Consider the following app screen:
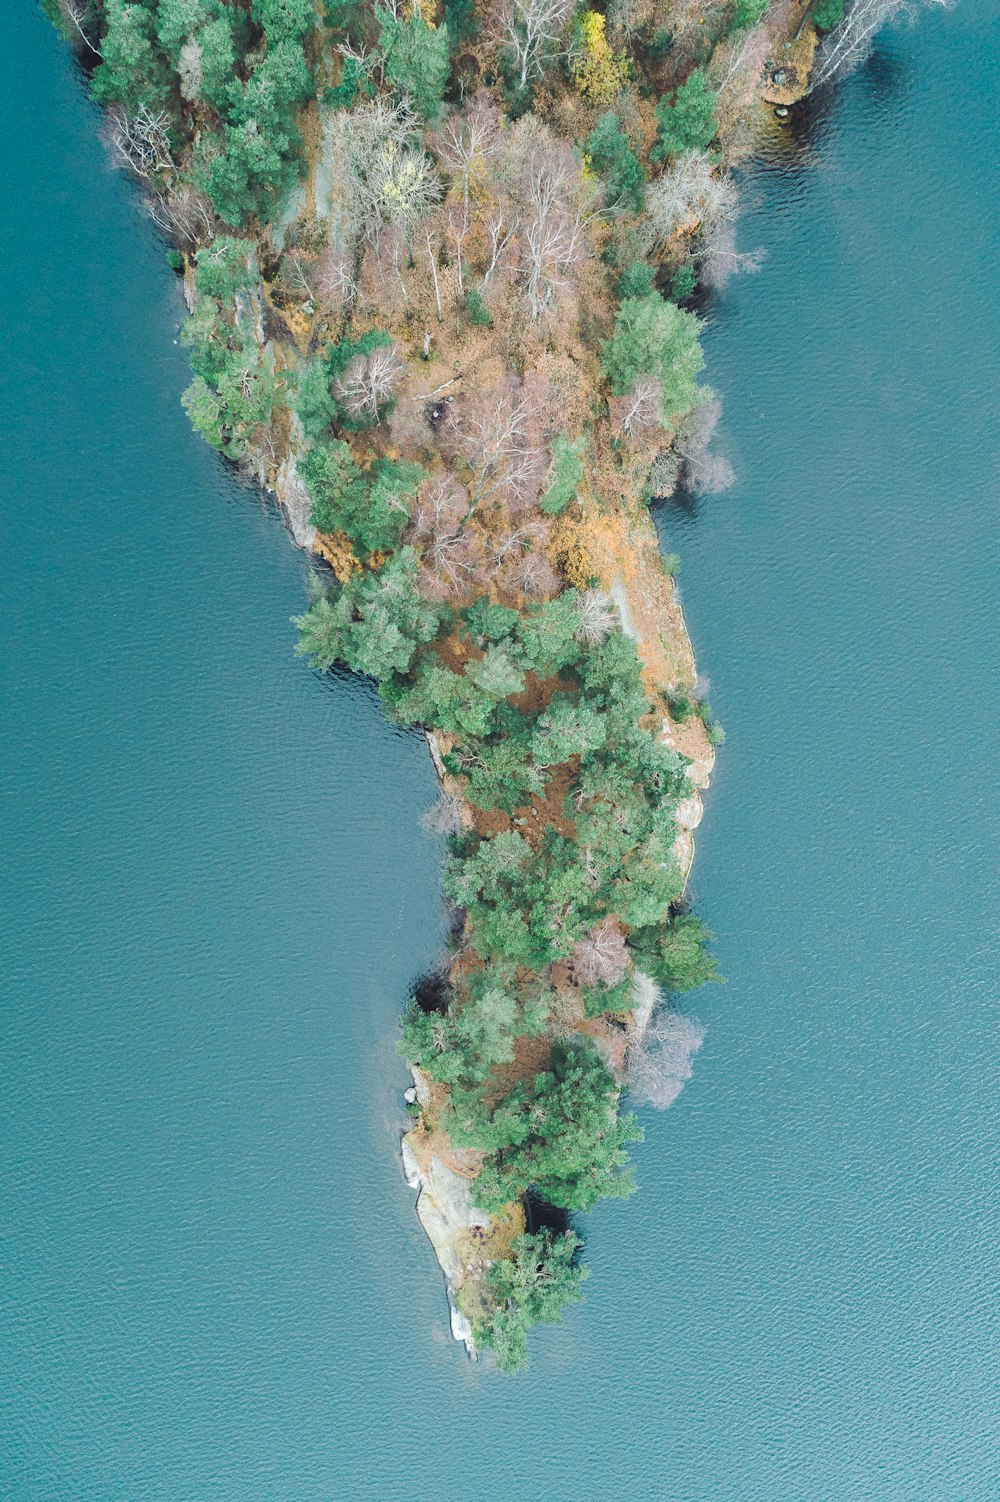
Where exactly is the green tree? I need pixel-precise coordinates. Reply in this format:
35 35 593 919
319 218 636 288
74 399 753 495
585 112 646 213
460 1041 641 1212
811 0 845 27
601 293 705 421
474 1230 587 1371
617 260 656 300
197 119 297 225
92 0 172 114
732 0 769 26
293 548 440 680
293 359 337 444
252 0 318 44
300 440 360 530
194 237 257 302
540 435 588 516
629 913 721 991
377 7 450 120
652 69 719 163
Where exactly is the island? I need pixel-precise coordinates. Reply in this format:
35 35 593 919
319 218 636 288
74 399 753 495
48 0 913 1369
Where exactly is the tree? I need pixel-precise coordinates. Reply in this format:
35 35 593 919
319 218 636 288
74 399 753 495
252 0 317 43
92 0 172 115
569 917 629 986
626 1009 705 1109
196 118 297 226
570 11 629 104
642 150 738 257
474 1230 587 1371
377 7 450 121
651 69 719 163
293 358 338 443
501 0 575 99
731 0 769 26
601 293 705 423
333 342 405 427
194 237 257 302
628 913 721 992
293 548 440 680
300 440 360 531
808 0 946 92
462 1040 641 1212
585 112 646 213
540 434 587 515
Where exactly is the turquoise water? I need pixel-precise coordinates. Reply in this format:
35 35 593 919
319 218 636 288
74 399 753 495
2 3 997 1499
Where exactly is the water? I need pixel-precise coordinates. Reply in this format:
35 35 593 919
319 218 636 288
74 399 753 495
2 3 997 1499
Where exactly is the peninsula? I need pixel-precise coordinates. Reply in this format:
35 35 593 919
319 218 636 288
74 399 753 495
48 0 910 1370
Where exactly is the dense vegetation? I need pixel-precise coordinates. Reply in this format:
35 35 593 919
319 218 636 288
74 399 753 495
51 0 859 1369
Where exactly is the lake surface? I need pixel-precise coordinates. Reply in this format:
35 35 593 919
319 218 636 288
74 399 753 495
2 4 997 1499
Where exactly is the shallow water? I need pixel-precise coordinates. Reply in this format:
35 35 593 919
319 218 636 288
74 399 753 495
2 4 997 1499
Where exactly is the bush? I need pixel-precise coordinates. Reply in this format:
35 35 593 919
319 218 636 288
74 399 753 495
463 287 492 326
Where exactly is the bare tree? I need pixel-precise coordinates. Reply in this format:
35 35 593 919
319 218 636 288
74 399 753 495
809 0 947 92
643 150 739 258
570 918 630 987
503 547 560 600
482 208 519 289
626 1009 705 1109
517 137 594 320
315 245 358 311
431 93 501 206
420 792 467 836
55 0 101 55
501 0 575 93
106 104 176 181
333 343 405 421
575 589 618 645
609 377 663 441
143 183 215 248
673 398 735 495
698 219 766 291
445 377 543 512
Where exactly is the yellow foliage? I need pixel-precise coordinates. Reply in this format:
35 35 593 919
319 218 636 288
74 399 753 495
313 531 360 582
571 12 630 105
